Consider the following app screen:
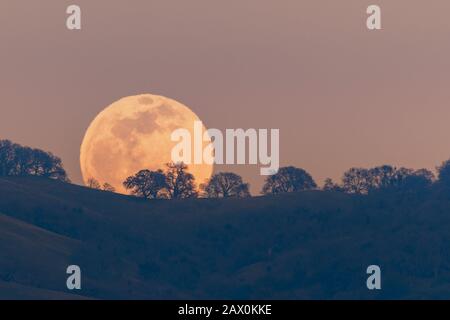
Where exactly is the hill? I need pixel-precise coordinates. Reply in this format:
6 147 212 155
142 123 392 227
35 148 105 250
1 176 450 299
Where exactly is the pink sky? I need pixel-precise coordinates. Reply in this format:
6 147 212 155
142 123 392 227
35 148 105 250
1 0 450 193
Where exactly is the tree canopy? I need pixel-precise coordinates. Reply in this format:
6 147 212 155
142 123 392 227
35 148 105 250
87 178 101 189
262 166 317 195
201 172 250 198
164 162 198 199
340 165 434 194
0 139 69 182
123 163 198 200
437 160 450 187
123 169 167 199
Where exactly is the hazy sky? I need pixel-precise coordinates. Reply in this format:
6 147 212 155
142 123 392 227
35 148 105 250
1 0 450 193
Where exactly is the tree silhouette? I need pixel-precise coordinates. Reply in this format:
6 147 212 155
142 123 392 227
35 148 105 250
262 166 317 195
164 162 198 199
341 168 370 194
14 145 34 176
0 140 16 176
102 182 116 193
414 168 435 182
87 178 101 189
201 172 250 198
31 149 67 180
0 139 69 182
341 165 435 194
367 165 401 189
123 169 167 199
437 159 450 187
323 178 341 191
397 168 434 192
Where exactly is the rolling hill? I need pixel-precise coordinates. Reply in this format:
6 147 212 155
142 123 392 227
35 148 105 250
1 176 450 299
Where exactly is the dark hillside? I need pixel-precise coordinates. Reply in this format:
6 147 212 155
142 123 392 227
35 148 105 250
0 177 450 299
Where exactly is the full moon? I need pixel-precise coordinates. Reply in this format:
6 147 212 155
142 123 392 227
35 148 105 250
80 94 214 194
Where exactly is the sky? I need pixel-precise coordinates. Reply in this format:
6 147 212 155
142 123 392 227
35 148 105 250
1 0 450 194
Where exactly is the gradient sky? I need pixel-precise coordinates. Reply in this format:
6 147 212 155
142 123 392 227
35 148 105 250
1 0 450 193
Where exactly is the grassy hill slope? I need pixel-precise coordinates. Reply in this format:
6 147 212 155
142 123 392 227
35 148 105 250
1 176 450 299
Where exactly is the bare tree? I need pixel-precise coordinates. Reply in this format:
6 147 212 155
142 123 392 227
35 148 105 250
102 182 116 193
323 178 341 192
87 178 101 189
341 168 371 194
123 169 167 199
164 162 198 199
201 172 250 198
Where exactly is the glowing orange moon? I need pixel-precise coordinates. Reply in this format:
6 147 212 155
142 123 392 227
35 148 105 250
80 94 213 194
